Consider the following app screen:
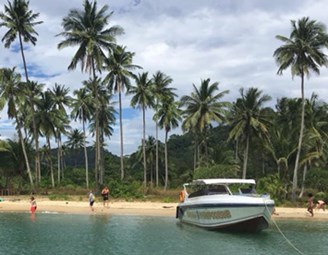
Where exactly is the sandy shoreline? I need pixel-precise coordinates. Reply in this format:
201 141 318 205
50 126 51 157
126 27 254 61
1 196 328 220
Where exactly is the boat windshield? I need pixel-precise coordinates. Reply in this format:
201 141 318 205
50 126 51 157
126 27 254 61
187 184 229 198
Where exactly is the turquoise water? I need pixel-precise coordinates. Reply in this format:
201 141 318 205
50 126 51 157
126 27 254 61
0 213 327 255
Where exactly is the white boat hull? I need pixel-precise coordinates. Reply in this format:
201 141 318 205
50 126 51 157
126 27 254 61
177 195 274 232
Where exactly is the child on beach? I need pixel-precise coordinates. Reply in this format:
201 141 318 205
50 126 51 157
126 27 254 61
30 196 37 214
307 193 314 217
316 199 326 211
89 191 95 211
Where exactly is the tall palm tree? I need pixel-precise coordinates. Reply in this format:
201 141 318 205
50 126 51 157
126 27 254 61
228 87 271 179
103 45 141 180
49 83 71 183
0 67 34 187
181 78 229 166
57 0 123 188
152 71 176 187
1 0 43 185
36 91 65 188
157 99 181 190
71 86 94 188
21 80 43 183
273 17 328 200
0 0 43 81
89 91 116 185
128 72 154 187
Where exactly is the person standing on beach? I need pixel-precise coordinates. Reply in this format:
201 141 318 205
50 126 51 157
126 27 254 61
101 186 110 208
89 191 95 211
307 193 314 217
30 196 37 214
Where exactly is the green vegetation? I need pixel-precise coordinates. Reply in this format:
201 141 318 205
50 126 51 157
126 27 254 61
1 1 328 206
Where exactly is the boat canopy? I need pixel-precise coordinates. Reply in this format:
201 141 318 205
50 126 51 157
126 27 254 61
185 178 256 186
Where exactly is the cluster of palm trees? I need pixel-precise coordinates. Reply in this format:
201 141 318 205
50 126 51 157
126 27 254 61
1 1 328 199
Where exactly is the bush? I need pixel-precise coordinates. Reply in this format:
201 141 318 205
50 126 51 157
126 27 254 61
257 173 287 203
193 164 240 179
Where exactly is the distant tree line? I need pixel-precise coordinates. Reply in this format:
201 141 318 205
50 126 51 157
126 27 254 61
1 1 328 202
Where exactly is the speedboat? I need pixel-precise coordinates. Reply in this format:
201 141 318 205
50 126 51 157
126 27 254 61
176 178 275 232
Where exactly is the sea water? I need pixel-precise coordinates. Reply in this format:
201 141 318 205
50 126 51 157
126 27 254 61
0 213 327 255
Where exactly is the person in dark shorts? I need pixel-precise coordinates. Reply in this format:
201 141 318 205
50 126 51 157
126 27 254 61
307 193 314 217
101 186 110 208
89 191 95 211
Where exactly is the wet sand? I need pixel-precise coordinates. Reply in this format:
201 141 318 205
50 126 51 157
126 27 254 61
1 196 328 220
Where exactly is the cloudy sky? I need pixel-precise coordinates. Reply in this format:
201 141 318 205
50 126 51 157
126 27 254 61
1 0 328 155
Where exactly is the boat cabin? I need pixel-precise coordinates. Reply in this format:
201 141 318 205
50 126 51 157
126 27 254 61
183 179 257 199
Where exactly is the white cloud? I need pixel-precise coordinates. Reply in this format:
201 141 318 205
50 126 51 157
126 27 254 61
1 0 328 155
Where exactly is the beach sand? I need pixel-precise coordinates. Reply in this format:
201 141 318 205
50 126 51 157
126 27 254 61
1 196 328 220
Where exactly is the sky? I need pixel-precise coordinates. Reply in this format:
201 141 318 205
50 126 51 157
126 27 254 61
1 0 328 156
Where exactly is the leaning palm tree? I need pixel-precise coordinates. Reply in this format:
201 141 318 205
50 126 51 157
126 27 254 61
157 99 182 190
0 67 34 187
103 45 141 180
128 72 154 187
152 71 176 187
273 17 328 200
228 87 271 179
181 78 229 166
0 0 43 81
21 80 44 183
57 0 123 188
71 86 94 188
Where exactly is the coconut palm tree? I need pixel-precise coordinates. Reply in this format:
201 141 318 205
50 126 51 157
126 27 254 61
157 99 182 190
152 71 176 187
0 0 43 81
89 87 116 185
103 45 141 180
128 72 154 187
21 80 44 183
66 129 85 168
36 91 66 188
228 87 271 179
49 83 71 183
273 17 328 200
57 0 123 188
71 86 94 188
0 67 34 187
181 78 229 166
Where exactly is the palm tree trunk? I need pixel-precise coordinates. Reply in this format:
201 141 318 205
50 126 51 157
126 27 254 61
99 132 104 185
155 100 159 187
58 132 64 180
164 130 169 191
18 33 36 187
83 119 89 189
155 120 159 187
18 33 29 82
193 141 197 171
92 61 100 191
143 107 147 187
16 113 34 188
119 90 124 180
292 73 305 201
57 136 61 183
242 135 250 179
299 163 307 198
47 136 55 188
